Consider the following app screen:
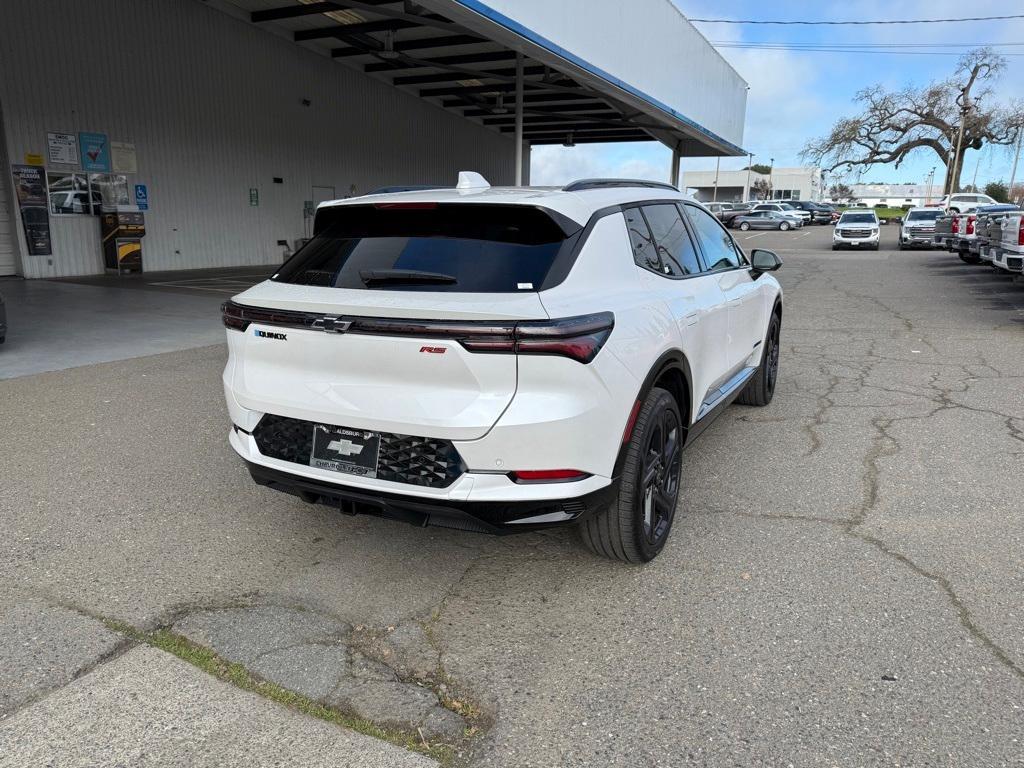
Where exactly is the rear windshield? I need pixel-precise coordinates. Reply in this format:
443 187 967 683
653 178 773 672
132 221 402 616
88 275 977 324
273 203 579 292
906 210 941 221
839 213 876 223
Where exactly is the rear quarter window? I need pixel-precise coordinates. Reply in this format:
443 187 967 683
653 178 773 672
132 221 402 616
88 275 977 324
274 203 580 292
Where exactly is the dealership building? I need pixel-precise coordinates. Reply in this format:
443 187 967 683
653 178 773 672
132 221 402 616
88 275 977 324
0 0 748 280
683 166 823 203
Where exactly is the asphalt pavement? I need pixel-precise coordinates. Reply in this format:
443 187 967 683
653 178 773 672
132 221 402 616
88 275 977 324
1 223 1023 766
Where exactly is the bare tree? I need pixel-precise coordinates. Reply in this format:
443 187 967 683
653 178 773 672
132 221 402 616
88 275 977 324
802 49 1023 195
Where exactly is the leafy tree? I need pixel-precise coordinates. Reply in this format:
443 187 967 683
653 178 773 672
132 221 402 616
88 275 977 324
802 48 1023 195
743 163 773 175
984 181 1009 202
751 178 772 200
828 183 854 201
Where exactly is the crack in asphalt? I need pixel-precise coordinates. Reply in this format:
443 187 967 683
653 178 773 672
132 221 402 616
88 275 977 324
757 261 1024 682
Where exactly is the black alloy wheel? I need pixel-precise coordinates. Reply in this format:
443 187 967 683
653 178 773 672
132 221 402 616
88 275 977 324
579 387 683 563
738 313 781 407
638 406 681 549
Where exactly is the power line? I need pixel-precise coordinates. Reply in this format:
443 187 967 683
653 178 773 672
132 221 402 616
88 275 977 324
691 14 1024 25
711 41 1024 48
712 43 1024 56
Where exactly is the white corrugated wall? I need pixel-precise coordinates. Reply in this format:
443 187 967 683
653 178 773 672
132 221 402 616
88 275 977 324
0 0 516 278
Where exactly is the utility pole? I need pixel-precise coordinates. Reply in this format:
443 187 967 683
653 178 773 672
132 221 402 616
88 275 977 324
971 153 981 191
1009 129 1022 203
950 86 973 195
712 156 720 202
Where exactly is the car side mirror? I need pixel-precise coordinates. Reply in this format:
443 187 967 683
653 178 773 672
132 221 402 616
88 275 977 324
750 249 782 274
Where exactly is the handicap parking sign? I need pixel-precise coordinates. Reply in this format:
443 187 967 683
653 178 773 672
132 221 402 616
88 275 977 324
134 184 149 210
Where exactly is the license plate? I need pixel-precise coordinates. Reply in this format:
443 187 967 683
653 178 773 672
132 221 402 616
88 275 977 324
310 425 380 478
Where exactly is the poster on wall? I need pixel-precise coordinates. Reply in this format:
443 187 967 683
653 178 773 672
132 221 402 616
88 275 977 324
47 132 79 165
111 141 137 173
11 164 53 256
79 131 110 172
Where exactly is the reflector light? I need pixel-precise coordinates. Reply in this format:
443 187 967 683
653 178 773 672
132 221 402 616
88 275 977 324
510 469 589 483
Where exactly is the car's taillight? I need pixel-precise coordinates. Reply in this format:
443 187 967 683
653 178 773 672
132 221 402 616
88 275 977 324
966 215 976 235
221 301 311 331
459 312 614 364
952 217 960 234
509 469 590 483
1019 218 1024 246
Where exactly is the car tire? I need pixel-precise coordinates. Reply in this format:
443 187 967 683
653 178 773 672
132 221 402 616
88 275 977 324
739 222 750 231
737 312 781 407
579 386 682 564
871 244 879 251
779 222 790 231
831 244 839 250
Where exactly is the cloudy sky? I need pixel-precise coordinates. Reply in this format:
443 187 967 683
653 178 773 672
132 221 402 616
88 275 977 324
531 0 1024 191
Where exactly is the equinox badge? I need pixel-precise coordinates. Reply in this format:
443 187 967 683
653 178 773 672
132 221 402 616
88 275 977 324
254 329 287 340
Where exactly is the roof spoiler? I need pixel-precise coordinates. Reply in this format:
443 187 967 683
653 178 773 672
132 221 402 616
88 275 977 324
563 178 679 192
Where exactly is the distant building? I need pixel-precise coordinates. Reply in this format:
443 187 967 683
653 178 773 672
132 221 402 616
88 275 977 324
838 183 942 208
682 166 822 202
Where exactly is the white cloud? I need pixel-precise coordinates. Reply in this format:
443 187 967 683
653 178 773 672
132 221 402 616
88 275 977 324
530 143 670 186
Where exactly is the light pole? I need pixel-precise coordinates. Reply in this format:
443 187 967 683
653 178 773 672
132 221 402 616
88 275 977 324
744 153 753 202
926 166 936 205
768 158 774 200
712 156 720 202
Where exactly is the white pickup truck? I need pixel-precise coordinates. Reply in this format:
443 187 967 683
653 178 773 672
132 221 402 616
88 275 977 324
992 211 1024 274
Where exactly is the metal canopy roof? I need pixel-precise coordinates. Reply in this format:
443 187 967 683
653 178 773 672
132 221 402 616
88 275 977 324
222 0 744 154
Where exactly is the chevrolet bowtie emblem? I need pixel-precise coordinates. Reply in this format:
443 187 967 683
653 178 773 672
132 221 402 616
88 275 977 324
325 438 363 456
313 315 353 333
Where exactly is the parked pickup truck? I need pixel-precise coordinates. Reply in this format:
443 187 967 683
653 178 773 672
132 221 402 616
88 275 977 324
992 210 1024 274
973 206 1021 264
952 205 1020 263
933 213 957 251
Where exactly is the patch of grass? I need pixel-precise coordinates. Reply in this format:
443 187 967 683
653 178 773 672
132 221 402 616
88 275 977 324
101 619 457 765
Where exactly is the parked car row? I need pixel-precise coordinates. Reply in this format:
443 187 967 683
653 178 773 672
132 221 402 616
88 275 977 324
705 201 837 231
933 205 1024 275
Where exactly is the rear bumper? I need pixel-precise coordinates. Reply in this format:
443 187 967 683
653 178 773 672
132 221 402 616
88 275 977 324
244 459 619 534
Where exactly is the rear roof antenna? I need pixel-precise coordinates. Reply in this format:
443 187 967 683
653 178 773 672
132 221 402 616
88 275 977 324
456 171 491 190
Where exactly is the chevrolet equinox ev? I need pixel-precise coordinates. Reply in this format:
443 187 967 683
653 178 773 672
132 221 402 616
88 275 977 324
222 174 783 563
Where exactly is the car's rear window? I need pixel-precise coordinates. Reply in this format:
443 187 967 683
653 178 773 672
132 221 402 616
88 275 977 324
273 203 580 292
840 213 876 223
906 210 941 221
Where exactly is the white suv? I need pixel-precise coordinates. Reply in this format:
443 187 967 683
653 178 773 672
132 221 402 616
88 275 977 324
222 174 783 563
937 193 997 213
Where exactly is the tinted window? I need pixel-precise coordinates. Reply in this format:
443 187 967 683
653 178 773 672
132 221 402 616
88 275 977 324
641 204 702 276
624 207 659 272
684 205 742 270
906 210 941 221
274 204 576 292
